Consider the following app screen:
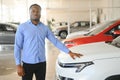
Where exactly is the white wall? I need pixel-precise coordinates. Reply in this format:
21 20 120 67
100 0 120 22
1 0 120 23
47 0 102 23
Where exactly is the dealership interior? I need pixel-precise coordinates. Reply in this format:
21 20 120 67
0 0 120 80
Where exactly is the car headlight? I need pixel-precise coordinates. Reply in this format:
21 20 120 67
59 61 94 73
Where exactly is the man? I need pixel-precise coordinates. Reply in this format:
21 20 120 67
14 4 83 80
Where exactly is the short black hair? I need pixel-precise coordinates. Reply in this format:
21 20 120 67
29 4 41 10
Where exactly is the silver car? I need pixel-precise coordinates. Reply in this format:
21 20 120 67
0 23 17 44
0 23 17 75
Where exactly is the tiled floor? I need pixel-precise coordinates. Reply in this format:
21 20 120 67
0 40 60 80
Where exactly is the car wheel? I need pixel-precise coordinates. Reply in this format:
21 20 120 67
60 31 67 39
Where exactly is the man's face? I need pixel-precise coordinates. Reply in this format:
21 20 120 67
30 6 41 21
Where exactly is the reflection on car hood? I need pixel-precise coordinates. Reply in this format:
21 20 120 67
58 42 120 63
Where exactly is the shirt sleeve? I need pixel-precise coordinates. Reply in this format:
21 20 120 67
46 27 70 54
14 25 24 65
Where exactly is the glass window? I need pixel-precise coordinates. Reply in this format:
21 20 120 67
86 21 116 36
106 25 120 35
0 24 6 31
0 25 4 31
80 22 86 26
3 24 14 31
73 23 79 27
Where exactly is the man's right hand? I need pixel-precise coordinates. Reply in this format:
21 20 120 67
17 65 25 76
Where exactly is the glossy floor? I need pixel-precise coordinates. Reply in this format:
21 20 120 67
0 40 60 80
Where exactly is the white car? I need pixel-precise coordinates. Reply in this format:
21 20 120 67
56 36 120 80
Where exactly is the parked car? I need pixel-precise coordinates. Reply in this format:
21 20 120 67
8 22 20 25
66 26 97 39
70 21 95 27
51 22 68 31
56 36 120 80
64 19 120 48
0 23 17 75
0 23 17 44
54 22 68 27
53 21 94 39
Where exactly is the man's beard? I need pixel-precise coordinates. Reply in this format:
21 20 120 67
32 18 40 22
30 16 40 22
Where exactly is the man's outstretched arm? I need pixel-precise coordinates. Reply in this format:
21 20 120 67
46 27 83 59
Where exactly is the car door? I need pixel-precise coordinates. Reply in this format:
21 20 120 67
4 24 15 44
0 24 6 44
70 22 84 33
0 24 15 44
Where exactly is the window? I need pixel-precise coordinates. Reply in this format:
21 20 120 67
86 21 115 36
0 24 5 31
71 22 82 27
80 22 86 26
106 25 120 35
4 25 15 32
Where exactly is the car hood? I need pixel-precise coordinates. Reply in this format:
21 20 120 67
58 42 120 63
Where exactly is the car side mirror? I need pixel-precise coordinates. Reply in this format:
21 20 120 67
113 30 120 35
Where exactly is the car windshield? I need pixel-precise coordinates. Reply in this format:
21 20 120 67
9 23 18 29
85 21 116 36
111 36 120 48
84 26 97 32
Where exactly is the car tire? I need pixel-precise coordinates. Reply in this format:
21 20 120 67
59 31 67 39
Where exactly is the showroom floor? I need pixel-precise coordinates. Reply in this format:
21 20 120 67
0 39 60 80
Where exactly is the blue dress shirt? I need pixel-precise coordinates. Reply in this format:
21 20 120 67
14 20 70 65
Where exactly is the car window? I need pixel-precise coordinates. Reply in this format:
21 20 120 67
72 23 79 27
0 25 4 31
80 22 86 26
0 24 7 31
5 25 15 32
86 21 115 36
60 22 68 26
54 22 68 27
106 25 120 34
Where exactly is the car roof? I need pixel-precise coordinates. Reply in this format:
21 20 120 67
0 22 18 29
